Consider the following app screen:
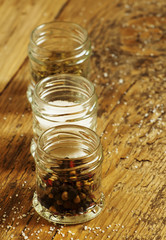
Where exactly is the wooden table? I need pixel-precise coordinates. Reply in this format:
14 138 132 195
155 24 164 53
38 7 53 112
1 0 166 239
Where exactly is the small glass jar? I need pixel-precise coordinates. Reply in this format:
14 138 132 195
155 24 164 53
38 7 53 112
27 21 91 102
33 125 104 224
31 74 98 156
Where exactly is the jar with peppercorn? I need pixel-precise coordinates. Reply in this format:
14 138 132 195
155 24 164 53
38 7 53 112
33 125 104 224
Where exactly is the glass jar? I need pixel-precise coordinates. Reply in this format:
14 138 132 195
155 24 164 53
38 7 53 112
33 125 104 224
27 21 91 102
31 74 98 156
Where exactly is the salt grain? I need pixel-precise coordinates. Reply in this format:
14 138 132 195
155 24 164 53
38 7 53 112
150 119 155 123
7 225 12 229
104 72 108 78
119 78 124 84
95 227 100 229
144 113 149 118
107 224 111 228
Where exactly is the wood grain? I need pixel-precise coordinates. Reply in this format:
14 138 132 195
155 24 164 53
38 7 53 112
1 0 166 239
0 0 67 93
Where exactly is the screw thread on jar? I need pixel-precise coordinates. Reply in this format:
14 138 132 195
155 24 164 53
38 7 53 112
30 74 98 157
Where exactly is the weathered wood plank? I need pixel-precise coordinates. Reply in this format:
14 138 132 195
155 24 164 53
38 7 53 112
0 0 68 93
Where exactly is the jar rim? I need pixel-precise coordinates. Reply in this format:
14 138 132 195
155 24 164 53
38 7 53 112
33 74 97 111
36 125 102 162
29 21 90 58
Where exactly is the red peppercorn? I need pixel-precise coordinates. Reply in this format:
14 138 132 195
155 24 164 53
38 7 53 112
70 161 74 168
47 179 53 186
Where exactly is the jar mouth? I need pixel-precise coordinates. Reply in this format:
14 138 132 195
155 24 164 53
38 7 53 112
36 125 102 163
33 74 97 115
28 21 91 62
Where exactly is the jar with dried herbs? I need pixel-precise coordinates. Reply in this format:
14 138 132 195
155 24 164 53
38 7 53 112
27 21 91 102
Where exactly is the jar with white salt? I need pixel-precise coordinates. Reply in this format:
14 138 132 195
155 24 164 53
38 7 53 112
31 74 98 155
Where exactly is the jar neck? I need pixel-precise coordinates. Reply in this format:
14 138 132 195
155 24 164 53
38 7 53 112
32 74 97 119
28 21 91 64
35 125 103 172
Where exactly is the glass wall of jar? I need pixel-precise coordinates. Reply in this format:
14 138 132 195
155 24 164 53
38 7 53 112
33 125 104 225
27 21 91 102
31 74 98 156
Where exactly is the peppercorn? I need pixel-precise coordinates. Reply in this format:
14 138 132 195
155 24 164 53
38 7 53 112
50 175 58 181
84 180 91 186
74 195 81 204
53 180 61 187
68 187 77 200
63 201 72 209
61 191 68 201
56 200 63 205
76 181 82 189
80 192 86 200
48 193 54 199
49 206 56 213
70 170 76 175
